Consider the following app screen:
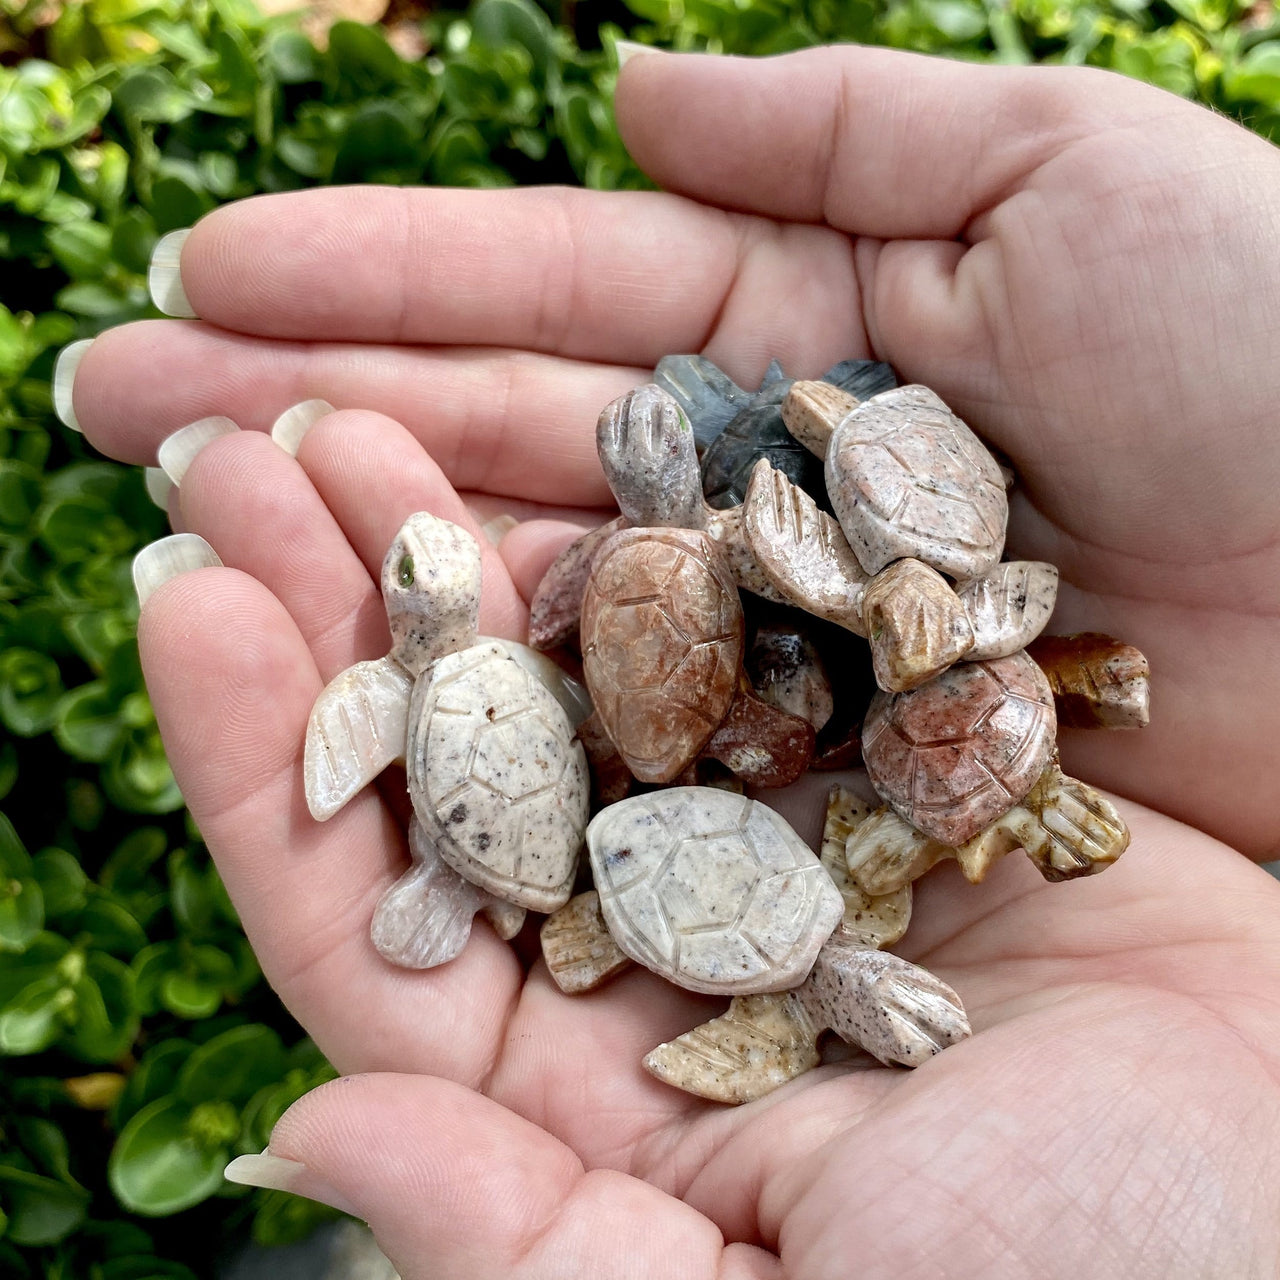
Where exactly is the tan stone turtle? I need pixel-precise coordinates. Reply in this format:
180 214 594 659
540 787 968 1103
303 511 590 969
1026 632 1151 728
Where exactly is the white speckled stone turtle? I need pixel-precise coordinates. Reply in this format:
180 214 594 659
586 787 845 995
304 511 589 968
542 787 970 1102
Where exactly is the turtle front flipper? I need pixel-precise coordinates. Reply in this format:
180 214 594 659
643 993 821 1104
304 655 414 821
527 517 626 651
371 817 496 968
795 938 971 1069
698 678 815 788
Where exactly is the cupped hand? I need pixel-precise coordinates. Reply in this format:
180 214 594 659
71 46 1280 1279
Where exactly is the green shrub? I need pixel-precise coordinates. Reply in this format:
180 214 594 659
0 0 1276 1273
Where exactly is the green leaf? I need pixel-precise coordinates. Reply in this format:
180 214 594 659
0 878 44 952
327 21 406 95
0 1166 89 1246
0 649 63 737
111 1037 196 1129
46 220 113 278
54 680 123 762
0 461 42 531
31 848 88 919
0 974 68 1055
160 970 222 1019
76 894 148 957
264 31 324 83
114 68 194 125
109 1097 226 1216
472 0 555 71
0 813 32 878
110 207 158 276
1224 43 1280 102
65 953 138 1063
177 1023 285 1105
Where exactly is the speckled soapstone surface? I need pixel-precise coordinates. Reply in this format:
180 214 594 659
305 655 413 821
780 380 860 460
740 460 868 634
597 384 705 529
960 561 1059 661
407 641 589 913
540 889 632 994
861 651 1057 845
825 385 1008 579
527 516 625 651
371 816 523 969
698 681 815 788
1026 632 1151 728
818 785 912 948
860 558 975 693
746 622 834 732
587 788 844 995
794 938 971 1068
382 511 483 675
581 527 744 785
702 504 790 604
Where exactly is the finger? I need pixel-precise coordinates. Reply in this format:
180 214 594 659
260 1073 782 1280
616 47 1171 238
174 428 385 680
72 322 639 504
293 410 527 639
138 569 522 1081
143 186 863 376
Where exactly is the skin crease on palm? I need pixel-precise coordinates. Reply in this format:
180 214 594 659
68 42 1280 1280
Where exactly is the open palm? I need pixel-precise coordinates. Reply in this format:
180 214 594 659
73 46 1280 1279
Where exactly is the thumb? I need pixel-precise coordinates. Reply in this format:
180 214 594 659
614 45 1170 239
225 1073 778 1280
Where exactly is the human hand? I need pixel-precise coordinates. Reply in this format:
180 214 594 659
68 45 1280 1278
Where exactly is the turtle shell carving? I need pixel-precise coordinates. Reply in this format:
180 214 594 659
580 528 743 784
861 651 1057 845
587 788 844 995
406 641 589 913
825 385 1008 578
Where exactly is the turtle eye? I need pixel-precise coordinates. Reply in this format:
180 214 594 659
398 554 414 587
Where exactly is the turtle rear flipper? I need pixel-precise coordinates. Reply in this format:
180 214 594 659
371 818 492 968
540 890 632 994
795 939 970 1069
643 993 821 1104
304 655 413 821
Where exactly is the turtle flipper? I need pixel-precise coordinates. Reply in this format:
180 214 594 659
959 561 1059 661
370 818 489 968
795 938 970 1069
643 993 821 1104
540 890 633 994
481 899 527 941
820 786 912 947
304 655 413 821
527 517 625 651
845 808 951 895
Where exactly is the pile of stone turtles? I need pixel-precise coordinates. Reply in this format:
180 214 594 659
301 356 1150 1105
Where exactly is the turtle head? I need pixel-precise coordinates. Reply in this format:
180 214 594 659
381 512 482 676
597 384 705 529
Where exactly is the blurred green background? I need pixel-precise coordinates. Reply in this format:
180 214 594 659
0 0 1276 1274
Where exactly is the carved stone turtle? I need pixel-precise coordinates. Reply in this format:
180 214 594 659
539 787 970 1102
825 384 1009 580
861 650 1057 845
303 511 590 968
579 525 743 785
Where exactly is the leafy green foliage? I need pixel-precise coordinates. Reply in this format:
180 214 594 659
0 0 1276 1272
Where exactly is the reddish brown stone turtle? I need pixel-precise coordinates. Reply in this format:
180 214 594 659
579 526 815 787
861 650 1058 846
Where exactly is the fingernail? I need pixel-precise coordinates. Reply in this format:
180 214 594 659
481 514 518 546
156 416 239 486
53 339 93 432
270 399 335 458
144 466 174 510
615 40 660 68
149 228 197 318
224 1152 361 1218
132 533 222 607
